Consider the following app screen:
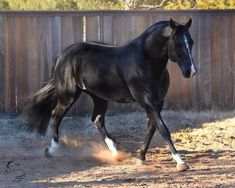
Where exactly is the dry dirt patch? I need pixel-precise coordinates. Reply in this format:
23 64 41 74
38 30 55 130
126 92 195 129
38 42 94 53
0 110 235 187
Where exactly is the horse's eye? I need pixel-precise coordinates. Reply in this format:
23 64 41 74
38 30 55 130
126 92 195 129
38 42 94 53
188 39 194 46
176 43 182 48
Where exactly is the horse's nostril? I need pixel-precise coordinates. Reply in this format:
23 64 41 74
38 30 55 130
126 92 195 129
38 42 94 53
185 70 191 77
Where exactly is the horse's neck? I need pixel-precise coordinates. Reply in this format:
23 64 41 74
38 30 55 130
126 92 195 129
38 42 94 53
141 31 169 71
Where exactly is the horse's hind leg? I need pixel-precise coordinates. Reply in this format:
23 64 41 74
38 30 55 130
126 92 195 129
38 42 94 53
91 96 118 157
45 91 81 157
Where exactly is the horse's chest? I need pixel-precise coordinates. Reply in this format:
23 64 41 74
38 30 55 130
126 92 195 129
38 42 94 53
158 70 170 99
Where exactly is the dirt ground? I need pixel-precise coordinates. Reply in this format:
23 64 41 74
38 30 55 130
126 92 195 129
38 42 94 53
0 110 235 188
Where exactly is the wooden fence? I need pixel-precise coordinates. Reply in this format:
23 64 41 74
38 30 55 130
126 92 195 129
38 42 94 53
0 10 235 114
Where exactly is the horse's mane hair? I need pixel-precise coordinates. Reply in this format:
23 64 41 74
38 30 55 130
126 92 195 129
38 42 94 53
144 21 170 34
130 20 170 44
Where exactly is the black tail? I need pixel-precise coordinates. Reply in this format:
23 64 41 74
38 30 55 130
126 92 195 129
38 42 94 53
21 81 57 135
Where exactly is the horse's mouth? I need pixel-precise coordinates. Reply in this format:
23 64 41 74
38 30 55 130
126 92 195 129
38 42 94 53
181 65 196 78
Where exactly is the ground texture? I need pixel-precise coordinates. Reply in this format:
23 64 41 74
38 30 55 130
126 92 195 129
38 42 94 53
0 110 235 187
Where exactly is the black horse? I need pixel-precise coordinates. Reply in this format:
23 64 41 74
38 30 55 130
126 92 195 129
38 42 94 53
22 18 196 172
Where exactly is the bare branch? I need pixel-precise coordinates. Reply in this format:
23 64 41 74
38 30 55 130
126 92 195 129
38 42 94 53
139 0 170 9
118 0 134 10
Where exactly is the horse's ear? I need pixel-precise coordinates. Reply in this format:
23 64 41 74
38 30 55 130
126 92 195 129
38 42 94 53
185 18 192 28
170 18 177 29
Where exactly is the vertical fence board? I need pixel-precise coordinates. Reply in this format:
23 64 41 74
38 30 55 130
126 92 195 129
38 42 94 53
221 15 233 109
198 15 211 108
211 15 222 108
4 17 16 112
86 15 100 42
102 15 113 44
0 17 4 111
232 15 235 106
39 17 53 82
61 16 74 49
25 17 41 95
51 16 61 59
15 17 28 110
72 16 83 42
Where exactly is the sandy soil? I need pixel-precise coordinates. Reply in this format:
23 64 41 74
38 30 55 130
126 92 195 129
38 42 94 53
0 110 235 188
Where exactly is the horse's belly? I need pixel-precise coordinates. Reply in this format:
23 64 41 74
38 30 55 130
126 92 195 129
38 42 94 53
83 82 135 103
90 88 135 103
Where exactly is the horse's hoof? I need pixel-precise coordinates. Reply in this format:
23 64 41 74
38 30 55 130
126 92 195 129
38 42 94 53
135 159 146 165
139 154 146 162
44 147 53 158
113 153 124 162
113 152 130 162
176 163 189 172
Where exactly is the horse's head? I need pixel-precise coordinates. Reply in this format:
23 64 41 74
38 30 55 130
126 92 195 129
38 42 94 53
167 18 196 78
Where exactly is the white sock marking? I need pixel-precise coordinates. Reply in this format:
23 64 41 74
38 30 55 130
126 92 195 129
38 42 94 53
94 115 102 124
49 139 59 154
105 137 118 155
172 153 185 165
82 82 86 90
183 35 196 77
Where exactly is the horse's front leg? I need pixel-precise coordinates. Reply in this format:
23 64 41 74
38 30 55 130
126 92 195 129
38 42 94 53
132 87 188 172
148 110 188 171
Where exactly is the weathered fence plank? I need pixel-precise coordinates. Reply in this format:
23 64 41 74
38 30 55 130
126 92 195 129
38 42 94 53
4 17 16 112
0 17 4 111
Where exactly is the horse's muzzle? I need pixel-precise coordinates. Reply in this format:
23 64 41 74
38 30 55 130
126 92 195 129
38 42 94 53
183 69 191 78
182 63 196 78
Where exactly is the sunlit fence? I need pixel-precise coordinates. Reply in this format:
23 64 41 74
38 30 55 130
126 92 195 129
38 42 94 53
0 10 234 114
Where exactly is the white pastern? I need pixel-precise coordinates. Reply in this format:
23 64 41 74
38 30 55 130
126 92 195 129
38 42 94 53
105 137 118 155
94 115 102 124
82 82 86 90
49 139 59 154
172 153 185 165
183 35 196 77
